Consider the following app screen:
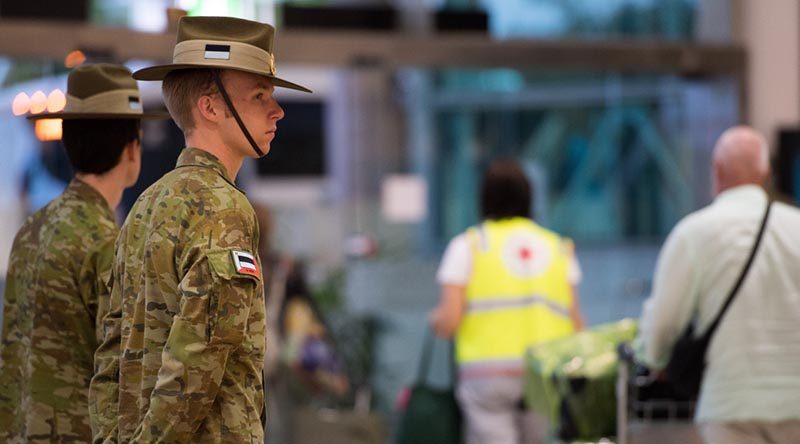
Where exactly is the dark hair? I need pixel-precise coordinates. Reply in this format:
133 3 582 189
61 119 141 175
480 159 532 220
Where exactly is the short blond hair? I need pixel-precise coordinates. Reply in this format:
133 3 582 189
161 69 219 135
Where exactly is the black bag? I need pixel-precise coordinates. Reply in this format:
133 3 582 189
665 202 771 399
396 332 462 444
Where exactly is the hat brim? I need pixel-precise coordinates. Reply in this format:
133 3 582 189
26 110 171 121
132 64 312 93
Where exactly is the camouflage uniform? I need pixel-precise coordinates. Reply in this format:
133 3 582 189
0 179 118 443
90 148 266 443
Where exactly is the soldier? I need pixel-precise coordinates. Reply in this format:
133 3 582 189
89 16 311 443
0 64 166 443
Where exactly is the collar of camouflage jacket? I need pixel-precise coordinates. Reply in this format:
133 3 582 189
175 147 243 193
69 178 116 221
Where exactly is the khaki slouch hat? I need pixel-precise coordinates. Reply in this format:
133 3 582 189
28 63 168 120
133 16 311 93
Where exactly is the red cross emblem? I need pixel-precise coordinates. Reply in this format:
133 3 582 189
519 247 533 261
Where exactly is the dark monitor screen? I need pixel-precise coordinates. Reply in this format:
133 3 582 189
777 128 800 204
0 0 88 21
256 101 326 177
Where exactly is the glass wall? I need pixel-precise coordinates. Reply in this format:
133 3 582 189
426 70 719 245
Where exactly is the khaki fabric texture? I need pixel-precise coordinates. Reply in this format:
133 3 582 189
0 179 118 443
177 16 273 52
68 64 138 100
90 148 266 443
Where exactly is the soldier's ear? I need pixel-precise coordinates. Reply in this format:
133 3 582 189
196 94 223 124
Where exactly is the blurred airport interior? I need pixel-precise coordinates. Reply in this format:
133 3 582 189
0 1 798 442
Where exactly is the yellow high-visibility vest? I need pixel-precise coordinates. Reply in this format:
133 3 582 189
456 217 575 367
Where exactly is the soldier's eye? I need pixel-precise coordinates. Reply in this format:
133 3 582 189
255 93 264 100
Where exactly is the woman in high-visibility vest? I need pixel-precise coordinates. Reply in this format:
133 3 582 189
430 160 585 444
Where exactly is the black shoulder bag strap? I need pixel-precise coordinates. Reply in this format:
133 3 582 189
666 200 772 398
705 201 772 339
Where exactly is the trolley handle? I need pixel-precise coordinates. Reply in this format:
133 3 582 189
618 341 665 387
617 342 635 363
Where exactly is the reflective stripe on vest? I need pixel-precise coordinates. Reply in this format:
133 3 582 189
455 217 575 366
468 294 571 318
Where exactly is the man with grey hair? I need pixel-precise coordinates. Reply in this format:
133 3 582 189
636 126 800 443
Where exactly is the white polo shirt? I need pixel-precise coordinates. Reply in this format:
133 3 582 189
636 185 800 423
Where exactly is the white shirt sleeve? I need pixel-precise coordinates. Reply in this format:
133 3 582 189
568 252 582 286
436 234 472 286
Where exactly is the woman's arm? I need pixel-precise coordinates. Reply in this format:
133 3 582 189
429 284 467 338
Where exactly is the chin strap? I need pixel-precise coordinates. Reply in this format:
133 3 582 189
211 70 265 157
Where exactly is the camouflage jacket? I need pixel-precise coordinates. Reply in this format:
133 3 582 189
90 148 266 443
0 179 117 443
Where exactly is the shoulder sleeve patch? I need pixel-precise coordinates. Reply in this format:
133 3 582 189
231 250 260 279
205 249 261 282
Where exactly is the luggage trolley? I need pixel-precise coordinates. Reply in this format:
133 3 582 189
616 344 704 444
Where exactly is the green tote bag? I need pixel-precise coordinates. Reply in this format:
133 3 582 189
396 332 462 444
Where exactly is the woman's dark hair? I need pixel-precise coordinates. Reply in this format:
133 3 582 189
480 159 532 220
62 118 141 175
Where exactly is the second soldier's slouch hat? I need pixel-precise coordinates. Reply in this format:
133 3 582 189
28 63 169 120
133 16 311 93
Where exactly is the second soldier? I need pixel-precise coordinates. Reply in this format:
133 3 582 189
0 63 165 443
